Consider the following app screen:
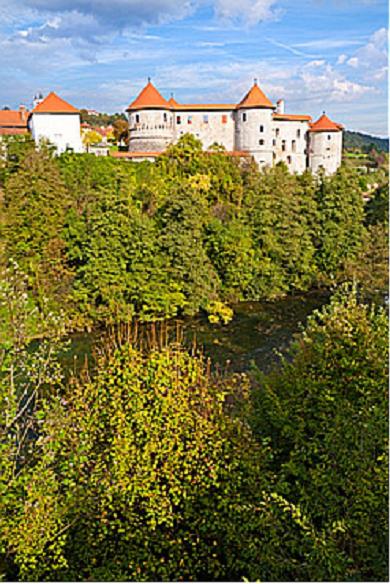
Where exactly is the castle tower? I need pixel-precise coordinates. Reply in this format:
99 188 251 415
28 91 83 153
234 80 275 168
126 81 173 152
308 113 343 175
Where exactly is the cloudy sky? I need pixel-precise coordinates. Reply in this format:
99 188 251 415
0 0 387 135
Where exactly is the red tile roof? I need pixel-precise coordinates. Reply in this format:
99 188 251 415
309 113 343 132
237 81 274 109
172 103 236 111
273 113 312 122
168 96 179 107
0 109 28 127
127 81 170 111
0 127 28 136
31 92 79 114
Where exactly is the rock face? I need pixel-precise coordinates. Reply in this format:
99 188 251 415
126 80 343 175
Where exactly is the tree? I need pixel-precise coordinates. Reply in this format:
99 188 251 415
251 286 388 580
112 119 129 146
1 149 73 311
82 130 104 148
246 163 318 298
315 166 365 280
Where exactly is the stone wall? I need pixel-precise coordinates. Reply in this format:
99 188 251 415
309 131 343 175
234 107 274 168
172 109 235 151
128 108 173 152
272 119 310 174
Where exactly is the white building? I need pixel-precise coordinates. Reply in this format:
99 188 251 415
124 80 343 175
28 92 83 154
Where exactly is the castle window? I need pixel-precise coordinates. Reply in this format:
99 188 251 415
259 139 265 146
203 114 209 123
282 140 286 152
259 125 264 132
222 114 228 124
276 128 280 137
188 115 192 124
328 134 331 140
297 129 301 138
243 113 247 122
272 139 276 146
163 113 167 122
292 140 296 152
287 156 292 164
135 114 140 123
177 116 181 124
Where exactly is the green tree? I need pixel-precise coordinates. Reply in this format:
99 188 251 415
247 163 318 298
316 167 365 280
251 286 389 580
1 149 73 310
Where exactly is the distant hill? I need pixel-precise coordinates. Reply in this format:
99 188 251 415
343 130 389 152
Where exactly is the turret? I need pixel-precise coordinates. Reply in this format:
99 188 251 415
234 80 275 169
308 113 343 175
126 80 174 152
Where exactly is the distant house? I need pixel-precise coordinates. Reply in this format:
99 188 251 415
0 105 29 137
28 92 83 154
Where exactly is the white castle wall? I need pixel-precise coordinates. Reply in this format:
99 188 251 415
128 108 173 151
309 131 343 175
29 113 83 153
234 108 274 168
272 119 310 174
172 109 235 150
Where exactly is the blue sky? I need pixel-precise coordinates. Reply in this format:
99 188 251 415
0 0 387 135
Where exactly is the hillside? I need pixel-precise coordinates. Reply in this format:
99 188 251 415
343 130 389 152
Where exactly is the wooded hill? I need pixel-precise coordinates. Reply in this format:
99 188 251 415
343 130 388 152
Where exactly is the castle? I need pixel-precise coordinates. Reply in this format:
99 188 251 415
125 80 343 175
0 79 343 175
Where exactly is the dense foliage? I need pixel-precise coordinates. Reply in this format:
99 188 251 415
0 134 386 328
0 276 387 581
0 135 387 580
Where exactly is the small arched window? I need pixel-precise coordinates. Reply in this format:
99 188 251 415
259 125 264 132
259 139 265 146
292 140 296 152
243 113 247 122
328 134 332 140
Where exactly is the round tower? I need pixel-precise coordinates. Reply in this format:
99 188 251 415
308 113 343 175
126 80 174 152
234 80 275 168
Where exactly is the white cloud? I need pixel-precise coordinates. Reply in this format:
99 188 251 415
20 0 195 30
294 38 362 50
214 0 280 25
299 60 373 102
337 54 347 64
345 27 388 81
347 56 359 67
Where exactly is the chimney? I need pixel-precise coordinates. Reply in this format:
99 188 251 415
276 99 285 114
19 104 27 122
